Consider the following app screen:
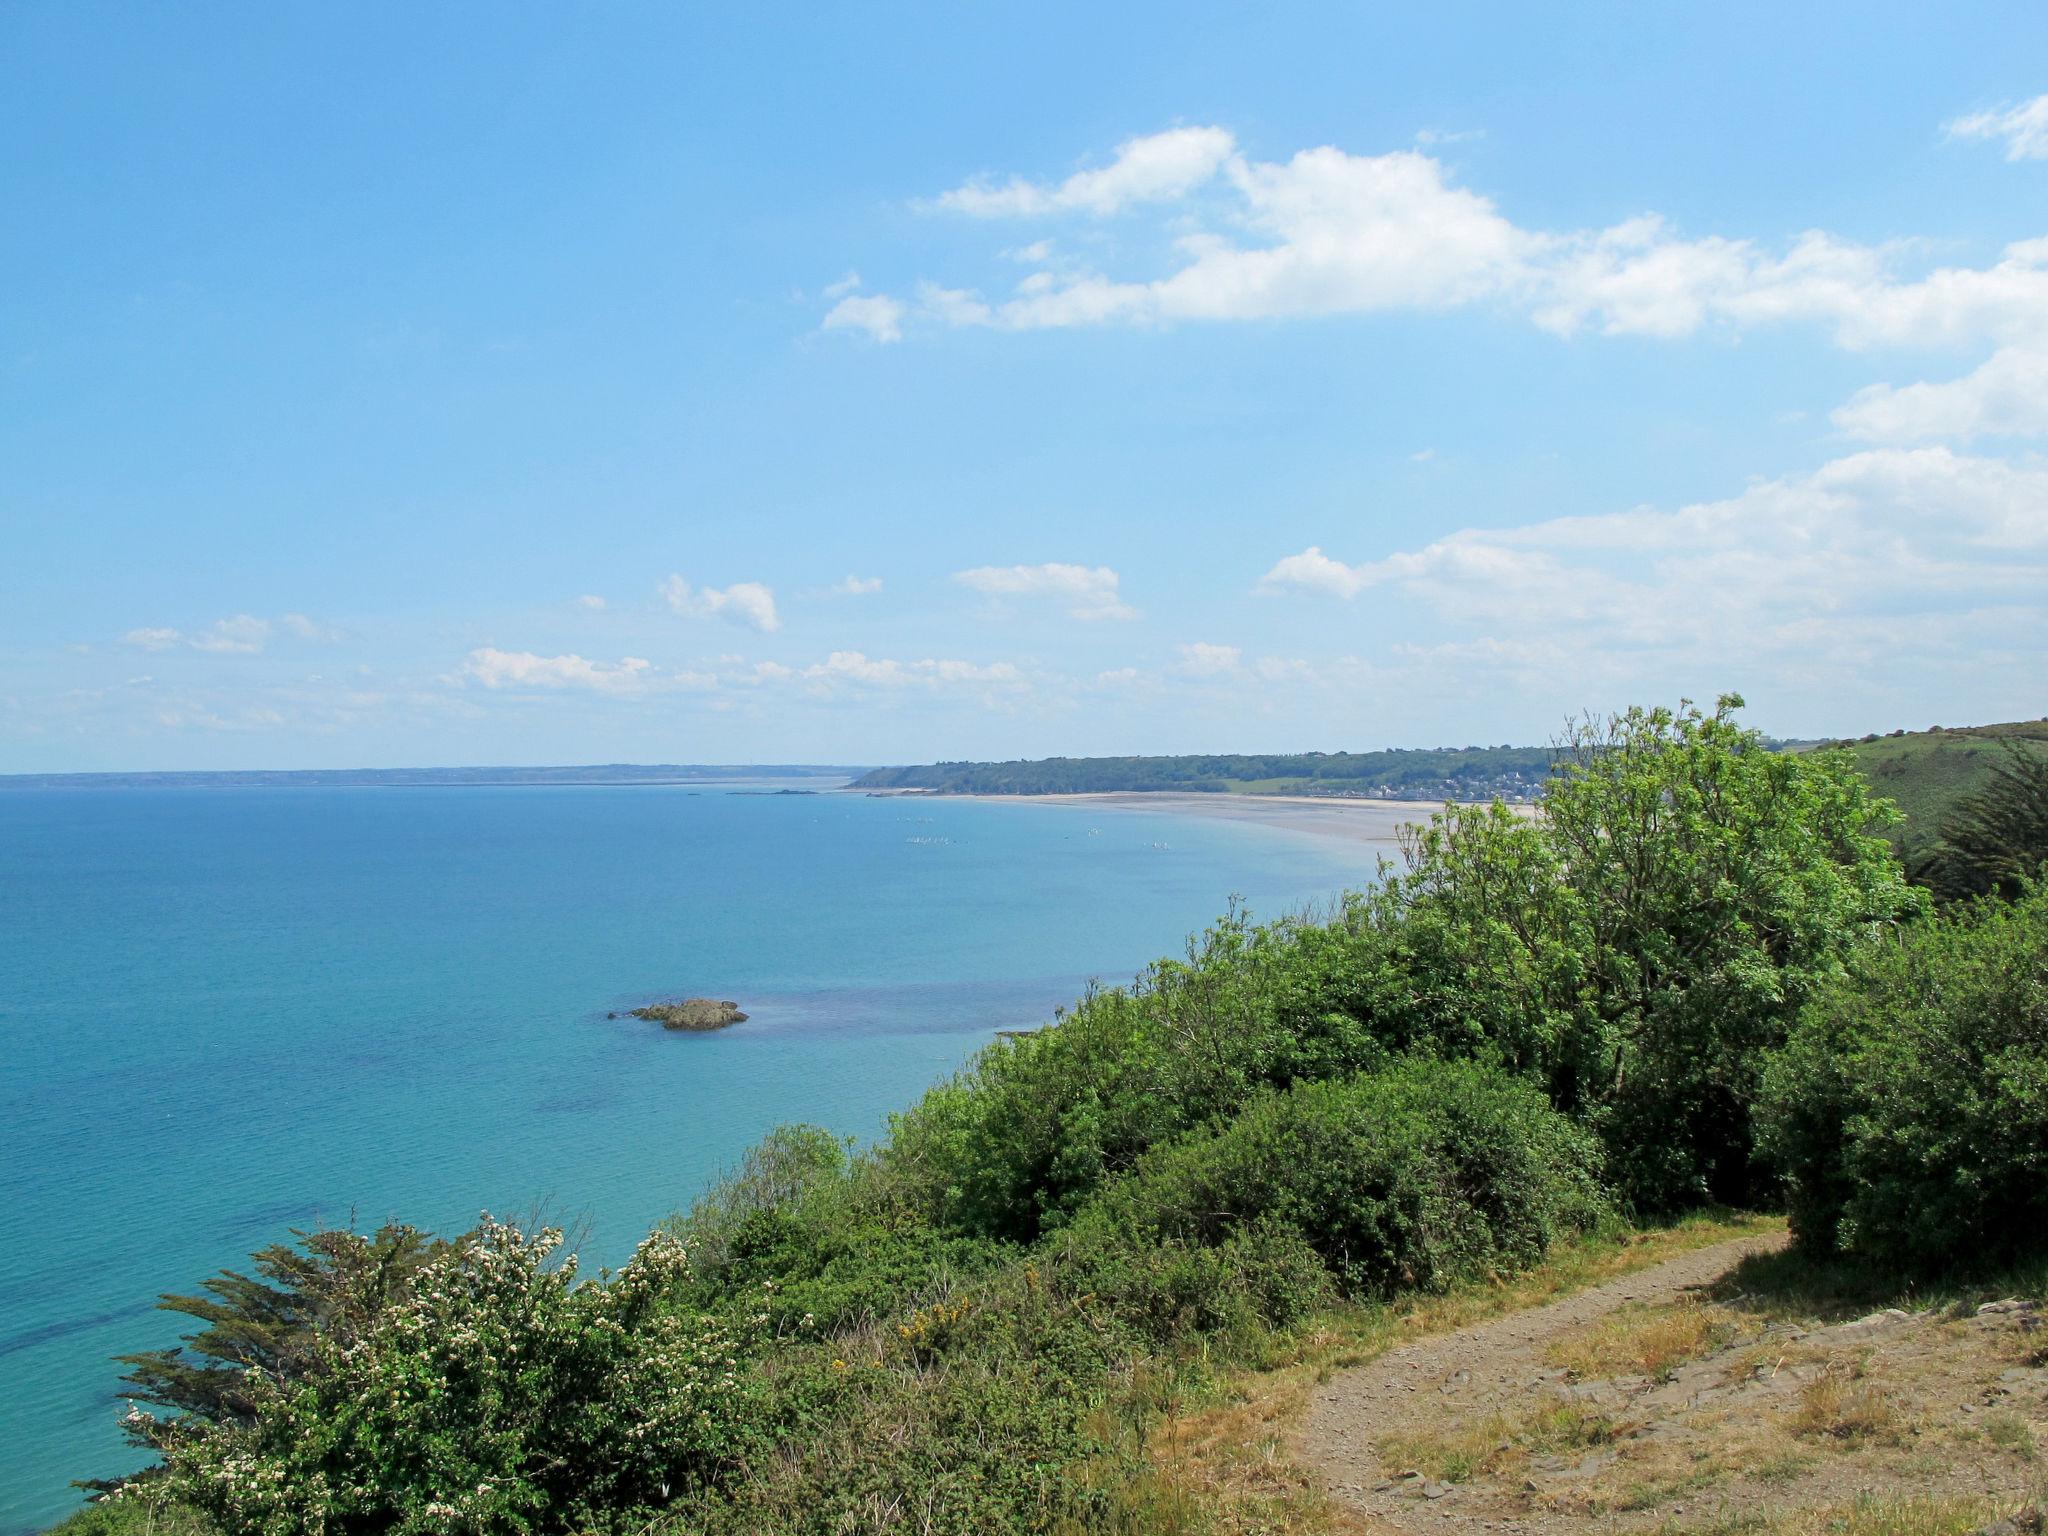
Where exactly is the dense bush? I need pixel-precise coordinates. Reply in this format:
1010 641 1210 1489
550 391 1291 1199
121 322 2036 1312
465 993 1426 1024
1760 882 2048 1273
890 697 1921 1227
125 1220 759 1534
1390 697 1922 1210
1071 1057 1606 1299
885 905 1409 1242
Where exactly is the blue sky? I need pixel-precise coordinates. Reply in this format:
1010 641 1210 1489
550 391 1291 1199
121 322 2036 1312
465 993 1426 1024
4 3 2046 771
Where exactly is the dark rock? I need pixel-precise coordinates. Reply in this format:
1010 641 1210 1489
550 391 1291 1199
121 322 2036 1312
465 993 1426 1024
631 998 748 1031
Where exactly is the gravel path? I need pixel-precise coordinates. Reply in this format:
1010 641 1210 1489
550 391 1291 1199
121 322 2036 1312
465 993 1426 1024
1299 1231 1790 1534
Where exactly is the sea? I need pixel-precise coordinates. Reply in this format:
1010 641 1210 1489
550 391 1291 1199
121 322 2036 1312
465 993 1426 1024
0 780 1386 1531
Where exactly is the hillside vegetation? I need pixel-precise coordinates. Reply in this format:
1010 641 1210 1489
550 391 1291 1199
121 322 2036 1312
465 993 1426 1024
1811 719 2048 859
66 697 2048 1536
852 746 1556 800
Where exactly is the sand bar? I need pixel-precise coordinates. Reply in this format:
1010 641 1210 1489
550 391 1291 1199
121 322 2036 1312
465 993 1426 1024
869 789 1480 849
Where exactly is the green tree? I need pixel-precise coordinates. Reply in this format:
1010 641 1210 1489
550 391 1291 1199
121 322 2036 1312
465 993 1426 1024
1761 881 2048 1271
125 1219 757 1535
114 1224 446 1440
1391 695 1924 1211
1918 743 2048 902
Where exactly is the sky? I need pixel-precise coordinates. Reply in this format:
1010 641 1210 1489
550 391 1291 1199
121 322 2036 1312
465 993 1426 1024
4 3 2046 772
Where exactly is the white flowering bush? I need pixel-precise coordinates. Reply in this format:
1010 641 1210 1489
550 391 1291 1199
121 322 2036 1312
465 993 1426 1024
125 1219 759 1534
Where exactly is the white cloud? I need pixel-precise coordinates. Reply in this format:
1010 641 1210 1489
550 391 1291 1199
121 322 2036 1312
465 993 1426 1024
576 594 608 611
834 574 883 595
190 615 271 654
1259 546 1376 599
934 126 1239 218
954 562 1138 620
461 648 654 694
124 627 182 652
1834 345 2048 441
660 575 781 633
1947 94 2048 161
1176 641 1241 676
821 293 906 343
845 128 2048 350
1263 448 2048 663
280 612 343 641
797 650 1024 689
822 271 863 300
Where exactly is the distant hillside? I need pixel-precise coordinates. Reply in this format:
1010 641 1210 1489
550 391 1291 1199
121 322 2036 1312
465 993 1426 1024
851 746 1555 802
0 763 865 791
1805 718 2048 857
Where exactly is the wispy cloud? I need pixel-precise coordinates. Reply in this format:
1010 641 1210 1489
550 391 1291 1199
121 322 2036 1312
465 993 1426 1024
1175 641 1241 676
834 574 883 595
460 648 656 693
123 614 278 654
826 125 2048 349
1834 345 2048 442
660 575 781 633
954 562 1138 620
931 125 1239 218
1947 93 2048 161
821 292 906 343
1261 448 2048 663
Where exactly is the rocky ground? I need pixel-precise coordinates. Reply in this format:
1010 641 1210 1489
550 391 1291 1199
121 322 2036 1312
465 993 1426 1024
1300 1233 2048 1534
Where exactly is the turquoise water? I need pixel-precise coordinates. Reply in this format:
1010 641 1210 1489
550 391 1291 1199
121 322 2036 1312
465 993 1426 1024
0 783 1379 1531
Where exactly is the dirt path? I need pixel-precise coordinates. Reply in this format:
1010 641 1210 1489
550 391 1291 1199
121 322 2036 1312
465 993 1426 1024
1299 1232 1789 1533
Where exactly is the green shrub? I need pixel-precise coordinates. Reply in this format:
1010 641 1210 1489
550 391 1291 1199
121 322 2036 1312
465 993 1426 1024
1761 882 2048 1272
128 1219 760 1534
1391 697 1923 1212
1072 1057 1607 1299
884 904 1408 1243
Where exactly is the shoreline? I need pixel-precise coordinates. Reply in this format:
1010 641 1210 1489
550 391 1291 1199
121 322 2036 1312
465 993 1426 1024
863 789 1490 848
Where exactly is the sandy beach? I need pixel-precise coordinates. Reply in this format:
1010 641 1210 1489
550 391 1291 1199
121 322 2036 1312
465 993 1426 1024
884 790 1470 849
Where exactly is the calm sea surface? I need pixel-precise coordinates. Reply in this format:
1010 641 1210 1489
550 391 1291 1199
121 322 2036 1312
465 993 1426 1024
0 783 1382 1530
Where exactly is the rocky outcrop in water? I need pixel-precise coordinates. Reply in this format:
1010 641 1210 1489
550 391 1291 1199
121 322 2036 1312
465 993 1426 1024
629 998 748 1031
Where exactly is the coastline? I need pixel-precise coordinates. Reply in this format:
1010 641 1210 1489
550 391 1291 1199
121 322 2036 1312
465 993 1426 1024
870 790 1470 848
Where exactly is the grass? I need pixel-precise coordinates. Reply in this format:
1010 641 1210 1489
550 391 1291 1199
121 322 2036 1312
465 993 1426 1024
1546 1295 1759 1382
1789 1366 1904 1444
1660 1494 2037 1536
1814 719 2048 856
1377 1399 1620 1485
1985 1410 2040 1462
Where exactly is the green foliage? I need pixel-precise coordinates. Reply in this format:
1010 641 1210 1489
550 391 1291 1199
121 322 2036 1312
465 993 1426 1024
851 744 1555 799
126 1219 759 1535
1760 883 2048 1273
1916 744 2048 902
1391 696 1923 1212
114 1224 447 1437
1818 717 2048 862
886 902 1416 1242
1073 1057 1606 1300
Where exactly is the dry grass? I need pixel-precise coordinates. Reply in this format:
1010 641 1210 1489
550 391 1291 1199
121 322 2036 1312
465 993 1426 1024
1787 1363 1905 1445
1122 1212 1781 1533
1984 1408 2041 1461
1546 1295 1759 1382
1670 1494 2033 1536
1377 1398 1619 1484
